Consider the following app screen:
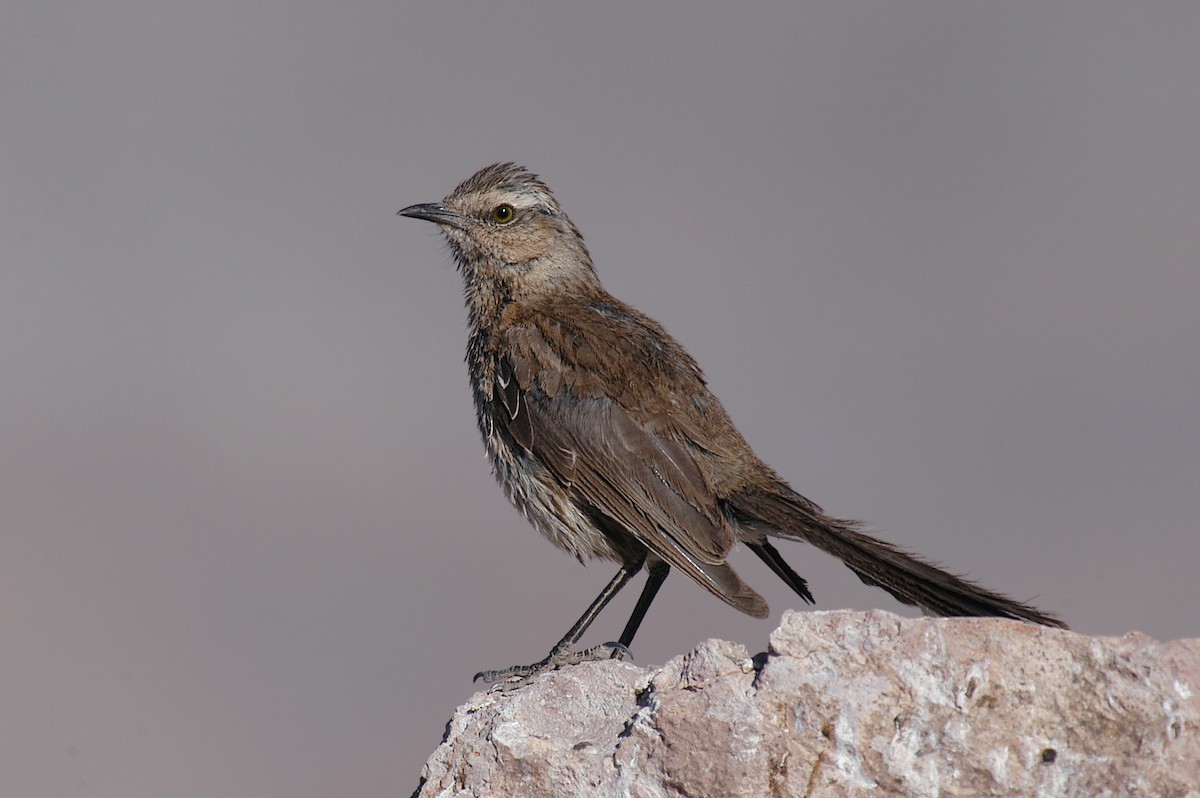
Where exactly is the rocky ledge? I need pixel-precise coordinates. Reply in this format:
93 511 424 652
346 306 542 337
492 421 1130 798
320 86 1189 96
414 609 1199 797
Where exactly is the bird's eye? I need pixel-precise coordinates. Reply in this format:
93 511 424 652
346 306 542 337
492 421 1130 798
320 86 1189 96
491 204 515 223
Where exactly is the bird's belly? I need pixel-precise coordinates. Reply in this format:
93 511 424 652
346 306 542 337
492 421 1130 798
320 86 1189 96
479 415 615 563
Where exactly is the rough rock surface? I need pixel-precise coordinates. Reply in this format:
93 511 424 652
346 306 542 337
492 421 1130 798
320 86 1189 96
414 610 1200 797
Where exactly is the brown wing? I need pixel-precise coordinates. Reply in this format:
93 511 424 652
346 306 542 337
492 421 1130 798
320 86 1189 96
496 313 767 617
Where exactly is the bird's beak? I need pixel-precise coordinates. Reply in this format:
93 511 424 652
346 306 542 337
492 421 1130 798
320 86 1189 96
397 203 466 229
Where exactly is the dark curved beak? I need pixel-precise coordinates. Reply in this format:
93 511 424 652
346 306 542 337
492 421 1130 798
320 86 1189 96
397 203 466 229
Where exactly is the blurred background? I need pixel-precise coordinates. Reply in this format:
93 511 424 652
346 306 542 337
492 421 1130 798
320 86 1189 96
3 2 1198 795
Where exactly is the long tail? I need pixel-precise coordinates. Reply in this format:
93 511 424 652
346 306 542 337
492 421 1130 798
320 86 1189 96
727 485 1067 629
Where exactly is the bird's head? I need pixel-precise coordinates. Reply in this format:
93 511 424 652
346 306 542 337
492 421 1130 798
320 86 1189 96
399 163 598 298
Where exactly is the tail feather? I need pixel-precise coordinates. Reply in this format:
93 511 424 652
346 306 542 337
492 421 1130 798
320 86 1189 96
747 541 814 605
728 486 1067 629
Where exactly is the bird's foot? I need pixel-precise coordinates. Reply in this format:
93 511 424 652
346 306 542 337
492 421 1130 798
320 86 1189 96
474 642 631 690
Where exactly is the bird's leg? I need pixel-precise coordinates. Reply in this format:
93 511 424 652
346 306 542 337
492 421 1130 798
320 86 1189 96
616 561 669 649
474 561 642 685
555 561 671 672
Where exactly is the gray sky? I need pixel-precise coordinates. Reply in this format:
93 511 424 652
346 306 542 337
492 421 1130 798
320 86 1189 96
3 2 1198 796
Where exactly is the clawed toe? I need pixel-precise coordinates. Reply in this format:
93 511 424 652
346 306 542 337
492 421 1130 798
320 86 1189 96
473 663 540 684
473 642 633 688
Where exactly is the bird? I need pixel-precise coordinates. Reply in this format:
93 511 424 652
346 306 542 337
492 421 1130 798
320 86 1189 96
398 163 1066 683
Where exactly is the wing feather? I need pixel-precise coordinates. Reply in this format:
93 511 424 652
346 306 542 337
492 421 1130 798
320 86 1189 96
490 318 767 614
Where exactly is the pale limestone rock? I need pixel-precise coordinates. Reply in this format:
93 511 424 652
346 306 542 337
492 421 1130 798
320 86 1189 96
415 610 1200 797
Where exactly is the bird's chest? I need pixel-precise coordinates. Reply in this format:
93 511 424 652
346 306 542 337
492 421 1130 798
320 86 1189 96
465 341 615 562
466 338 512 468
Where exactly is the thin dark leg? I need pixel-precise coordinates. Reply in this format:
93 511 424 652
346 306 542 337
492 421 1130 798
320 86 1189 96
544 561 643 655
616 561 670 648
474 560 643 683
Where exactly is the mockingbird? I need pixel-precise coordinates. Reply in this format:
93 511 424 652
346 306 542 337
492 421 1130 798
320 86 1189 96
399 163 1065 683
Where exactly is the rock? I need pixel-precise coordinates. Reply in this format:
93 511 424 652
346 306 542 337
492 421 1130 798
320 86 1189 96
413 610 1200 797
